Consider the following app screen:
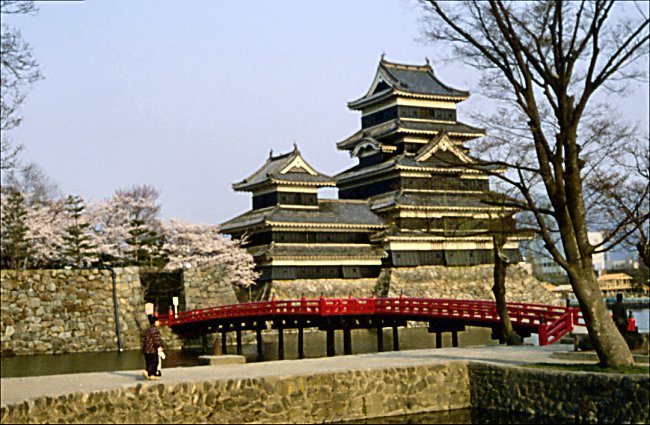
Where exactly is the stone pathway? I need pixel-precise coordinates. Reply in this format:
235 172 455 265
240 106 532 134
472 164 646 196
0 344 593 407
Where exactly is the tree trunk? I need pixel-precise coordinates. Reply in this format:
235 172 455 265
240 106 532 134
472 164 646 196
492 236 522 346
637 241 649 270
569 268 634 367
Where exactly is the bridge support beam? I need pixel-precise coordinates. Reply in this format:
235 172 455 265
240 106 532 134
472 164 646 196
326 328 335 357
392 326 399 351
343 328 352 355
256 328 264 361
298 327 305 359
236 329 242 356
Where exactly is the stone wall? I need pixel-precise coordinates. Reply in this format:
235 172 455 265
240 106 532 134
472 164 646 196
384 264 558 305
0 362 470 424
1 361 648 424
1 266 241 356
1 268 148 356
183 267 238 310
470 362 650 423
269 278 378 299
268 265 556 305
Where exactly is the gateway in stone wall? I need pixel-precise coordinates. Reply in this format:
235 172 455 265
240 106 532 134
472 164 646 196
221 57 530 290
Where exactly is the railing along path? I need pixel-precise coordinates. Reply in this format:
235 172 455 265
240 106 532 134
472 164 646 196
159 297 582 346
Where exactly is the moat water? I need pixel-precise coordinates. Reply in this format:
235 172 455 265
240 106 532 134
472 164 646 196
2 326 496 378
2 309 647 379
343 408 587 424
0 309 650 378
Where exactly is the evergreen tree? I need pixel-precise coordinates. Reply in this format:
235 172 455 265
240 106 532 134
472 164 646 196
125 212 166 268
0 189 30 269
61 195 96 267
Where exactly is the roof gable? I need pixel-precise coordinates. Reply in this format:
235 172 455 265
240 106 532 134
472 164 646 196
279 155 318 176
415 132 473 164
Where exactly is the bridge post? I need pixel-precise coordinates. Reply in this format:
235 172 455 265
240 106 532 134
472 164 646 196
343 328 352 355
201 334 208 354
221 331 227 354
392 326 399 351
278 324 285 360
298 326 305 359
326 328 335 356
539 315 548 346
377 325 384 352
236 328 242 355
435 332 442 349
256 328 264 361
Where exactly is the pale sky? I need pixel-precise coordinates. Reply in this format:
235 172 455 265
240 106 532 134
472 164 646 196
4 1 649 225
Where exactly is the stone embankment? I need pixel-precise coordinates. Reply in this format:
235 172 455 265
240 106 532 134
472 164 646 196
382 264 558 305
1 346 648 424
2 264 556 356
1 268 148 356
269 264 557 305
1 267 239 356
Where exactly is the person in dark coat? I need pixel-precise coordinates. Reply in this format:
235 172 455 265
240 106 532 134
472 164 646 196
143 314 164 380
612 293 628 335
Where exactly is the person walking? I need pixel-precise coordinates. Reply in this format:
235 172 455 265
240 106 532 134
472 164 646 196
143 314 164 380
612 293 628 335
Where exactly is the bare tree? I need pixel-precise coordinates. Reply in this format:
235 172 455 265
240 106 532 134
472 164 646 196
0 0 42 171
421 1 649 367
587 137 649 269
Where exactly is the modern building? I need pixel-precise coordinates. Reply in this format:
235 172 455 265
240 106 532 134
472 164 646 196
221 57 525 287
523 231 642 285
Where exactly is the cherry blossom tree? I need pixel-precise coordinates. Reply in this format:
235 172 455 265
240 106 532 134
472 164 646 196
91 185 165 266
24 196 66 268
163 219 258 288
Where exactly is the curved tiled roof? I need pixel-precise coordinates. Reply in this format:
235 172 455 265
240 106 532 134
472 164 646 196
335 152 498 183
220 200 386 233
233 146 335 191
336 119 485 151
369 191 494 211
348 58 469 108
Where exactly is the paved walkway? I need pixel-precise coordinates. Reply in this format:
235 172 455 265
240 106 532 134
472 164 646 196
0 344 591 407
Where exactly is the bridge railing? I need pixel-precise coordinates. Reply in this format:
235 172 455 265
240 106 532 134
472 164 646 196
158 297 583 346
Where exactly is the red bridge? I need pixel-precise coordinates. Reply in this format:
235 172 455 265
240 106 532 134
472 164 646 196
159 297 583 360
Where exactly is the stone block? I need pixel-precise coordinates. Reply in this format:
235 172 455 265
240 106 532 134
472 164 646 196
198 355 246 366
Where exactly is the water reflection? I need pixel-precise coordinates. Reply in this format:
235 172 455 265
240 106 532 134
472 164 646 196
2 327 494 378
1 348 202 378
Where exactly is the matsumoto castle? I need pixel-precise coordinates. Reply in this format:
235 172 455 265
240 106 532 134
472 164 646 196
221 57 524 284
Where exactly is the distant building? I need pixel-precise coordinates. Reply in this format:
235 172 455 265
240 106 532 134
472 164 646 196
597 273 648 298
221 58 526 288
522 231 639 284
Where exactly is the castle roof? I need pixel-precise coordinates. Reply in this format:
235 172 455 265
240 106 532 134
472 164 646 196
220 200 386 234
336 119 485 152
336 151 500 184
233 145 335 191
348 57 470 109
368 191 506 212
